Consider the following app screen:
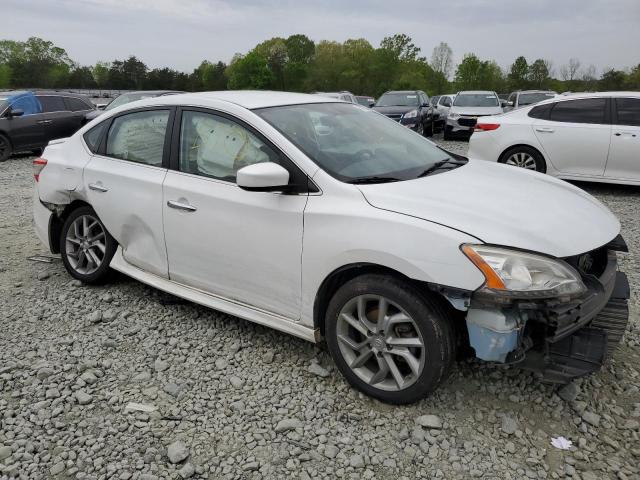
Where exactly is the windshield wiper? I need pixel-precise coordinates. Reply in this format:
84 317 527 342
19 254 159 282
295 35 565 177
417 158 467 178
347 176 402 184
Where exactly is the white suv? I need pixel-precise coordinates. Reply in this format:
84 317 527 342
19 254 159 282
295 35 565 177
444 90 503 140
33 91 629 404
469 92 640 184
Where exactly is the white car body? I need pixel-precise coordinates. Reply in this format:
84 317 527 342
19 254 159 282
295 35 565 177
468 91 640 185
32 91 629 401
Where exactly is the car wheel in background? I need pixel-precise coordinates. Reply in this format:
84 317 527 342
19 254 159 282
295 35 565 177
325 274 455 404
416 122 424 136
0 134 12 162
424 121 434 137
443 126 453 141
60 206 117 284
500 146 547 173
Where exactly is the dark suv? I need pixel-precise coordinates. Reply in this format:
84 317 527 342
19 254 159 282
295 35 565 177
0 91 95 161
372 90 435 136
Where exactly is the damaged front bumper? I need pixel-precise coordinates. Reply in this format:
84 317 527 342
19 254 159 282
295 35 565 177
463 235 630 384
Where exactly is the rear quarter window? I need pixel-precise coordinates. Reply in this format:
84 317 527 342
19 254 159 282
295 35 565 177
64 97 92 112
83 122 107 153
528 102 554 120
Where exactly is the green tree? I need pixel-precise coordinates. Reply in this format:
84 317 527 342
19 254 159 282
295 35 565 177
599 68 626 90
455 53 483 90
0 64 11 88
380 34 422 62
508 56 528 90
92 61 110 89
227 52 274 89
527 59 550 88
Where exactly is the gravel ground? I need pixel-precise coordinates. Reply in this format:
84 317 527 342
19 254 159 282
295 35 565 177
0 135 639 480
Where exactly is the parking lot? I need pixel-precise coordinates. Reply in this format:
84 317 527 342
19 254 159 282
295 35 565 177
0 134 639 479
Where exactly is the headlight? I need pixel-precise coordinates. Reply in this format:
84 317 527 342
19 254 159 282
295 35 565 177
448 112 460 119
461 244 586 298
403 109 418 119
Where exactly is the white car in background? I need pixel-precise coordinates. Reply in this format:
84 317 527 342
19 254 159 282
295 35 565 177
32 91 629 404
469 92 640 184
444 91 503 140
434 94 455 132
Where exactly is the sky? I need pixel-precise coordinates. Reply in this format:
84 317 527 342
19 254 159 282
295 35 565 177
3 0 640 75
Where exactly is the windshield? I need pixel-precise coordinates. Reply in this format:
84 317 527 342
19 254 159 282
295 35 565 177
356 97 374 106
519 92 556 106
105 92 155 111
375 93 420 107
453 94 499 107
255 103 462 183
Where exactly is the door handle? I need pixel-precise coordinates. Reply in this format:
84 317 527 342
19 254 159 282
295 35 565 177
167 200 197 212
88 183 108 193
535 127 554 133
37 120 53 125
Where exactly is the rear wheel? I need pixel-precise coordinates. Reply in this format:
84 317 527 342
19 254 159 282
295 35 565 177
0 134 12 162
424 121 434 137
500 146 546 173
325 274 455 404
60 206 117 284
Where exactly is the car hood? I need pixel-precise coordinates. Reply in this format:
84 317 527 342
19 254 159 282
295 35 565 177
372 106 419 115
85 110 103 121
449 106 503 116
357 160 619 258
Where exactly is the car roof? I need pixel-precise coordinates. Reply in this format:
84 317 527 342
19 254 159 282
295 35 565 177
131 91 342 109
529 91 640 107
119 90 183 96
517 90 556 94
457 90 496 95
383 90 421 94
32 91 92 99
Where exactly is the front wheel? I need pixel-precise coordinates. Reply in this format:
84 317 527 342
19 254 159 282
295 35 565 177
424 121 434 137
500 146 546 173
0 134 12 162
60 206 117 284
325 274 455 404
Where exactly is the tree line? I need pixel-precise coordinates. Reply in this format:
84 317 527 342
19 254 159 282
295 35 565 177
1 36 639 96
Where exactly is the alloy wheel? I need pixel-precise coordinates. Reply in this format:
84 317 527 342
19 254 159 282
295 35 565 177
505 151 537 170
65 214 107 275
336 295 426 391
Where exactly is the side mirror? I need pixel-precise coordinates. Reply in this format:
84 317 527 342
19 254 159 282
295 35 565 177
237 162 290 192
96 104 107 111
507 101 514 106
421 102 430 108
8 108 24 118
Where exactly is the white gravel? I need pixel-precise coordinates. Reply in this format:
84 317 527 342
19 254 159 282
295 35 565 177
0 138 639 479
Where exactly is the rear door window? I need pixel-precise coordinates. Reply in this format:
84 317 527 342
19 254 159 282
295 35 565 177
549 98 606 124
64 97 92 112
105 110 170 167
614 98 640 126
37 96 68 113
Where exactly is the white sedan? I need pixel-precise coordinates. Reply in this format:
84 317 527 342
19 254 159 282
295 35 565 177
469 92 640 185
33 91 629 404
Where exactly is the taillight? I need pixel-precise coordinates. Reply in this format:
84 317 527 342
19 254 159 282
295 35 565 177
33 157 47 182
475 123 500 132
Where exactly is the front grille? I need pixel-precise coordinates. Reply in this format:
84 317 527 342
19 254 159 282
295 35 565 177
385 114 402 122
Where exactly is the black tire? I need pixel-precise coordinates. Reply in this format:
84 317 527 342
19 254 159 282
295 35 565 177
443 126 452 141
499 145 546 173
416 122 424 136
0 134 12 162
424 121 434 137
59 206 117 284
325 274 455 404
